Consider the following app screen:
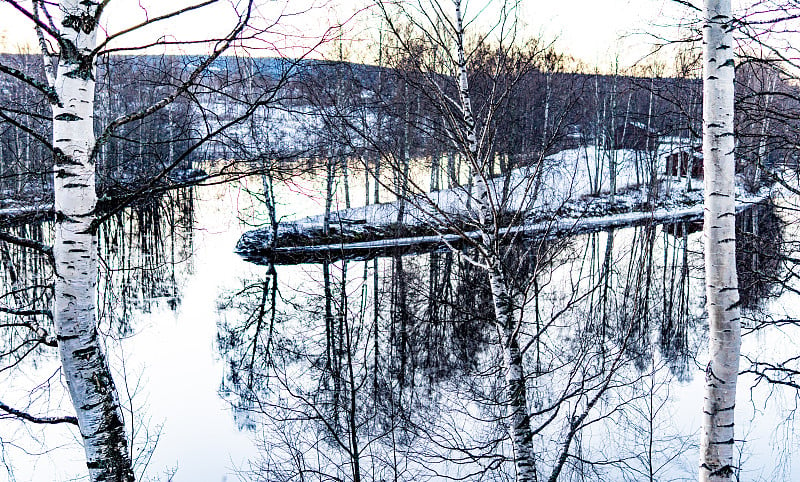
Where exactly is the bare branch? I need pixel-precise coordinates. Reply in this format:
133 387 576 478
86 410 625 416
31 0 56 88
0 400 77 425
0 62 58 104
91 0 219 57
670 0 702 12
92 0 255 157
0 231 54 264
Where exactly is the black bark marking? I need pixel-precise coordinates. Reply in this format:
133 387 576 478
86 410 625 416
706 363 725 383
712 465 735 477
60 44 95 81
701 464 735 477
80 400 104 411
55 113 83 122
726 300 741 311
72 345 98 361
54 148 82 166
56 170 79 179
711 439 735 445
63 13 98 34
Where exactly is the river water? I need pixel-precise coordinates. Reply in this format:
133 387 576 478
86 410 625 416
1 170 799 482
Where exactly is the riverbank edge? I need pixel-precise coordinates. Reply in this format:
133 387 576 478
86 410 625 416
236 183 773 265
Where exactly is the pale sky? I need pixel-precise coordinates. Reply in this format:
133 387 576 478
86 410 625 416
0 0 694 69
530 0 688 67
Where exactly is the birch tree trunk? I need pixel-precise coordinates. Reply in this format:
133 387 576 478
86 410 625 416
700 0 741 480
453 2 536 480
51 1 135 480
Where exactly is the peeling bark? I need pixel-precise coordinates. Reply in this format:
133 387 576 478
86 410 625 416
51 1 134 480
700 1 741 481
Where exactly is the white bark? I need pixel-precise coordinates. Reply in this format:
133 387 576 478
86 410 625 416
700 1 741 480
491 270 538 482
51 1 134 480
452 2 536 480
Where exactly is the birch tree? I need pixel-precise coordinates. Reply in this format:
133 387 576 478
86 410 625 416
0 0 255 479
372 1 575 480
700 0 741 480
44 2 136 479
450 2 539 479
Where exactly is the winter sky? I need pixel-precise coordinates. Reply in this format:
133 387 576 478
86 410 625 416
0 0 693 69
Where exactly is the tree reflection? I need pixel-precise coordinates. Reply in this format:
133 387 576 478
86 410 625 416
0 187 196 477
0 188 195 366
97 188 195 335
736 201 785 313
220 204 787 481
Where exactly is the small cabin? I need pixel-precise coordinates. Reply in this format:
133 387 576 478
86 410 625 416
614 121 658 151
666 146 703 178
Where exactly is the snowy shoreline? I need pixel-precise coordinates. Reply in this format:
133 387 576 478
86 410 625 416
0 203 54 224
236 181 773 265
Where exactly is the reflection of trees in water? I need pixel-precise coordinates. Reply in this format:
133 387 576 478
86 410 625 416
97 188 195 335
396 252 492 388
218 209 788 481
217 266 278 431
566 226 696 379
659 223 693 380
611 225 693 379
219 258 394 481
736 202 785 313
0 189 195 369
573 202 784 381
573 211 783 382
217 250 506 481
0 221 54 365
738 201 800 440
1 188 196 481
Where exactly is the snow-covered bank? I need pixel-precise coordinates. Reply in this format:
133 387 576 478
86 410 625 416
0 203 54 223
237 178 773 265
236 147 664 248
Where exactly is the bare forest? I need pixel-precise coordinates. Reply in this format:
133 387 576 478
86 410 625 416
2 1 800 481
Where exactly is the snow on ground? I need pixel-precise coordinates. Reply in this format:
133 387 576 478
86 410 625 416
0 203 53 219
238 143 771 259
241 147 661 241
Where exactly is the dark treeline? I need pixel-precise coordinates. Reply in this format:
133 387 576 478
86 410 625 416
4 51 798 211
